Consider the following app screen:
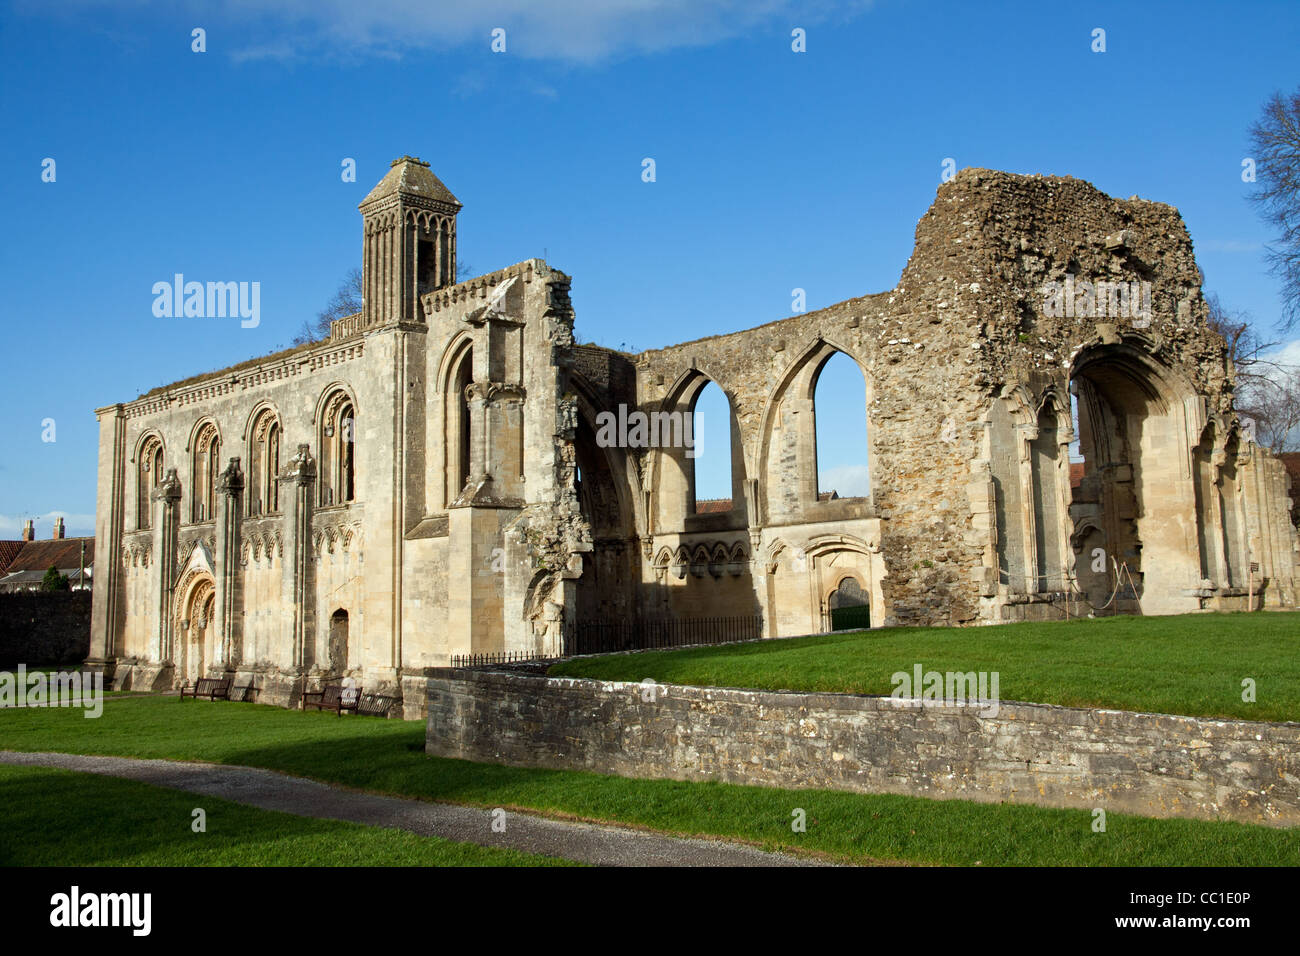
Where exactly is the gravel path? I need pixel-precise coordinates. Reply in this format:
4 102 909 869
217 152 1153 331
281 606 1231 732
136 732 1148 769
0 751 830 867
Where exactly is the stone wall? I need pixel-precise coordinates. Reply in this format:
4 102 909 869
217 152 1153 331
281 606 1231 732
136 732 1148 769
425 669 1300 826
0 592 93 668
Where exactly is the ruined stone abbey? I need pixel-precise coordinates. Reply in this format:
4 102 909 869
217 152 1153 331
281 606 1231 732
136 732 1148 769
87 156 1300 715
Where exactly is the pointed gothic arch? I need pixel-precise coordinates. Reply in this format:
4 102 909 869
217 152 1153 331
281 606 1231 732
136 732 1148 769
758 337 872 524
648 368 745 530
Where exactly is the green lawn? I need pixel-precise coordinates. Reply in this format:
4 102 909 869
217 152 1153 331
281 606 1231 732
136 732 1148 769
550 612 1300 722
0 763 570 866
1 696 1297 866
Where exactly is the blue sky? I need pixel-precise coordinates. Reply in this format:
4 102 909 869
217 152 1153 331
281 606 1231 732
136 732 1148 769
2 0 1297 534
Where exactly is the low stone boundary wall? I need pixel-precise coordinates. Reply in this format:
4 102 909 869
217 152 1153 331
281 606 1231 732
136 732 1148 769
425 669 1300 826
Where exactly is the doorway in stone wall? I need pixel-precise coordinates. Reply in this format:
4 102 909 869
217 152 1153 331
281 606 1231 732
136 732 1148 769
183 589 214 685
828 575 871 630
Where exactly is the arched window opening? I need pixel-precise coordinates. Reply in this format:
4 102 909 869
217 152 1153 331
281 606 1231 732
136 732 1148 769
446 346 473 506
191 423 220 523
813 351 869 499
248 410 281 516
417 217 437 298
320 391 357 506
338 401 355 503
690 380 733 514
137 436 164 531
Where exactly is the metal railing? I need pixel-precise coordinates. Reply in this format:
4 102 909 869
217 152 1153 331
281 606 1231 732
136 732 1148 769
450 650 553 668
566 615 763 656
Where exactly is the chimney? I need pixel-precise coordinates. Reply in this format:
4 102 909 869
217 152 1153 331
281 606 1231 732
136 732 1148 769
52 517 65 539
21 520 35 541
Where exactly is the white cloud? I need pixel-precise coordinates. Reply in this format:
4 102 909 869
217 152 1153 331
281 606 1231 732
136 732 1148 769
1265 338 1300 370
42 0 874 63
819 464 869 497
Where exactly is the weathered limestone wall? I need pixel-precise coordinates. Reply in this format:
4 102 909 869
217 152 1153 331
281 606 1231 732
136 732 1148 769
579 168 1300 629
90 335 384 700
89 157 1300 719
426 669 1300 826
87 248 582 712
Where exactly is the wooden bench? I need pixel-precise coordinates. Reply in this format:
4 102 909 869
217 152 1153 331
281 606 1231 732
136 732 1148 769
302 683 360 715
179 677 232 701
354 693 397 718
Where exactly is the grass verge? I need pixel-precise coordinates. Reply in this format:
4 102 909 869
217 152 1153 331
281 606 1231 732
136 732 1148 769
550 612 1300 722
1 697 1297 866
0 763 572 866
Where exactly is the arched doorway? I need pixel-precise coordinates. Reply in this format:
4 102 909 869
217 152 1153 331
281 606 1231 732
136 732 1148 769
180 580 215 686
1070 340 1201 614
828 575 871 631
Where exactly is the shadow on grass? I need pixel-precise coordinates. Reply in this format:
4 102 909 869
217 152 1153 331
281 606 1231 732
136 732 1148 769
0 764 568 866
3 697 1298 866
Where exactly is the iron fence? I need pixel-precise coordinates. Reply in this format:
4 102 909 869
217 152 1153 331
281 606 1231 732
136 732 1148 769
449 650 554 668
566 615 763 656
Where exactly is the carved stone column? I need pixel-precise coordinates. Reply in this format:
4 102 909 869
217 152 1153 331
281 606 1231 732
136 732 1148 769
214 457 245 671
279 444 317 676
465 381 490 485
152 468 182 666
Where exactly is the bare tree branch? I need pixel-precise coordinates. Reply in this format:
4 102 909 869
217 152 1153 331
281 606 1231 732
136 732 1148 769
294 260 474 346
1248 87 1300 328
293 267 362 346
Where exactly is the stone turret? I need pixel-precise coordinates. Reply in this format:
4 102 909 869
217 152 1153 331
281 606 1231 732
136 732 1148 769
358 156 462 328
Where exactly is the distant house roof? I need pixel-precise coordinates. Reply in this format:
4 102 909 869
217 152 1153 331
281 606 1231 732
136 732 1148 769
695 499 733 514
1070 462 1085 489
0 568 91 589
3 537 94 574
0 541 24 576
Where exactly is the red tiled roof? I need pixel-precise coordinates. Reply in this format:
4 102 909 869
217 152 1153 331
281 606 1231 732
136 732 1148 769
3 537 95 573
695 499 733 514
1070 462 1085 489
0 541 24 575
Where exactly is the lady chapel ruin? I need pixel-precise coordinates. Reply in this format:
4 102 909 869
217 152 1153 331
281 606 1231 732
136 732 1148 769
86 156 1300 716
